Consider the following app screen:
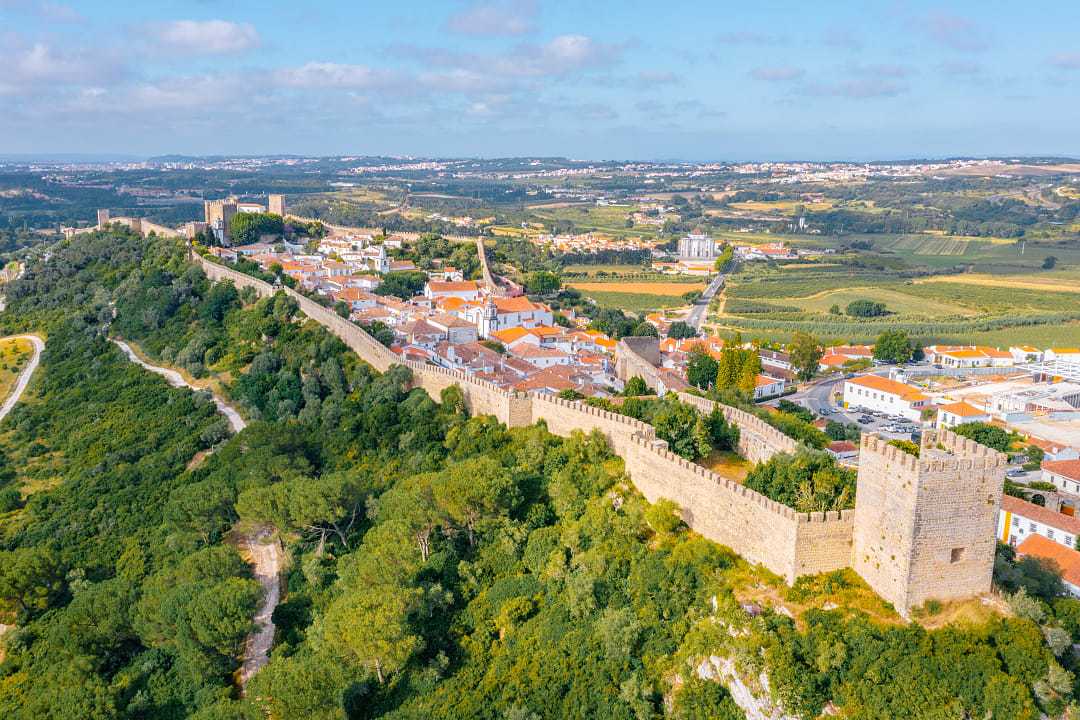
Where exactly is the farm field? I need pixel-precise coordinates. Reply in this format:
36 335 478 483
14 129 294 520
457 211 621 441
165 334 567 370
726 199 836 214
528 203 657 238
912 272 1080 295
563 264 652 275
0 337 33 402
576 289 688 312
767 286 978 318
569 281 706 296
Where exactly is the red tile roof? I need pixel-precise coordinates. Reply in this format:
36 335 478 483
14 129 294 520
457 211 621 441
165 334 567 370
1044 459 1080 483
1002 494 1080 535
1017 534 1080 588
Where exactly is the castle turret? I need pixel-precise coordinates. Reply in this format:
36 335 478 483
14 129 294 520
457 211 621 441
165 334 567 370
851 429 1006 616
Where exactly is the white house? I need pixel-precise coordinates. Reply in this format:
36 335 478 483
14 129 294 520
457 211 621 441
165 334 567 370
843 375 929 421
936 401 990 428
999 494 1080 550
1043 460 1080 500
425 280 481 302
753 375 786 400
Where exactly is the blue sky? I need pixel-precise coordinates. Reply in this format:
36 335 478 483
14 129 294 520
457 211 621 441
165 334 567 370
2 0 1079 160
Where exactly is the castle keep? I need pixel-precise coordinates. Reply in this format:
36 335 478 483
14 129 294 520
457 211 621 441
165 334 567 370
195 253 1007 617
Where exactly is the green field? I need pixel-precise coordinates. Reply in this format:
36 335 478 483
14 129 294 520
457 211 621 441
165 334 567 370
714 257 1080 345
582 289 687 312
527 203 656 238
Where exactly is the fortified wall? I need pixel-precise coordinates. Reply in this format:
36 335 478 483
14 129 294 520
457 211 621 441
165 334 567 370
194 253 1004 611
195 253 853 583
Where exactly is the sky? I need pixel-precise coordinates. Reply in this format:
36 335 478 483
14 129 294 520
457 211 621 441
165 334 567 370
2 0 1079 161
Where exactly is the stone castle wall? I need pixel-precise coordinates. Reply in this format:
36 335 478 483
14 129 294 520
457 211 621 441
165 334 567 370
676 391 799 464
192 253 854 583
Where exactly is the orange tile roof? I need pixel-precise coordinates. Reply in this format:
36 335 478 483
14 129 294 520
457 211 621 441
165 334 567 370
1017 534 1080 588
938 401 987 418
848 374 927 402
1044 459 1080 482
491 327 532 344
1002 494 1080 535
755 374 781 388
494 296 542 313
428 280 479 293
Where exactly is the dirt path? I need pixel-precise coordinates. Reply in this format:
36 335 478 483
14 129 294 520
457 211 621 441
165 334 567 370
0 334 44 423
110 338 246 433
238 529 282 690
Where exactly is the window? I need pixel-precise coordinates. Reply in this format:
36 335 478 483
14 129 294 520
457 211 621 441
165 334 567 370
1013 517 1021 528
1066 536 1074 546
1048 529 1056 540
950 547 965 563
1030 522 1038 532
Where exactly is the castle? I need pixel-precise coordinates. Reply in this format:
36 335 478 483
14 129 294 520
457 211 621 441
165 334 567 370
190 251 1006 618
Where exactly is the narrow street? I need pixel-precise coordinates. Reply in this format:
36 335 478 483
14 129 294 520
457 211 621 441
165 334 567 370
687 271 725 330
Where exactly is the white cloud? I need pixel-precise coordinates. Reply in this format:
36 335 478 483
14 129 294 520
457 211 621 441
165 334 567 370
508 34 624 77
446 1 536 36
912 12 988 53
8 41 126 87
1050 53 1080 70
750 66 804 82
145 20 260 55
275 62 399 90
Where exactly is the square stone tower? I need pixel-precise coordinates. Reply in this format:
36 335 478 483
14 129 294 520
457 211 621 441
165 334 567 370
851 429 1006 617
268 194 286 217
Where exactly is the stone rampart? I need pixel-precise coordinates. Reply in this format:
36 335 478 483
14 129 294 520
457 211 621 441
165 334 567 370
192 253 854 582
676 391 799 464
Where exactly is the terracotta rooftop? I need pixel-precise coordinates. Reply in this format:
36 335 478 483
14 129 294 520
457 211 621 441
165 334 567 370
848 374 927 402
938 401 987 418
1044 459 1080 482
1002 494 1080 535
1017 534 1080 588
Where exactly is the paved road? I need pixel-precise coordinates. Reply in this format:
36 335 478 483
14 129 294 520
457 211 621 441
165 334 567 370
111 338 246 433
0 335 44 423
687 272 725 330
239 529 282 690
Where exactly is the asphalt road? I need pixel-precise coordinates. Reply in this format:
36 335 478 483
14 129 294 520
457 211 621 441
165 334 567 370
687 272 725 330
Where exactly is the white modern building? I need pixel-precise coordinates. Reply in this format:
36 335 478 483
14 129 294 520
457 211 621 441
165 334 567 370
843 375 929 421
678 231 716 260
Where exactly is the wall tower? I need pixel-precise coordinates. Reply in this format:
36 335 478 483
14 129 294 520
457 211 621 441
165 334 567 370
268 193 286 217
851 429 1006 616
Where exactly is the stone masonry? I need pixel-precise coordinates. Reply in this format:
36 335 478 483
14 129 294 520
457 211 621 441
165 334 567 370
194 253 1006 612
852 430 1005 616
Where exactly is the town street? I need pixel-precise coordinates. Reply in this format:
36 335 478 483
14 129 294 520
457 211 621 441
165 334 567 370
686 271 725 330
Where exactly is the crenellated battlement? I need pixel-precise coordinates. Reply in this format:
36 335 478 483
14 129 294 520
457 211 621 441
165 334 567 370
194 251 1004 611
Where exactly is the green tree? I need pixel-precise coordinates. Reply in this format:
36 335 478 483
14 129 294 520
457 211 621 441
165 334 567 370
845 299 887 317
323 587 422 684
229 212 284 246
953 421 1014 453
667 321 697 339
686 348 719 390
788 332 824 381
0 547 65 621
525 271 561 295
623 376 651 396
873 329 914 364
374 271 427 300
